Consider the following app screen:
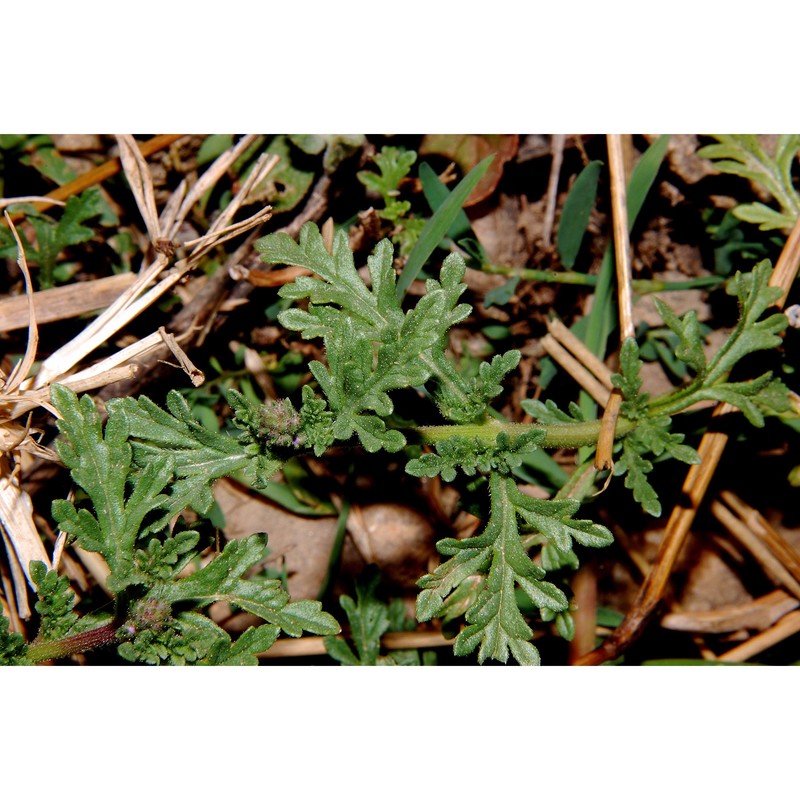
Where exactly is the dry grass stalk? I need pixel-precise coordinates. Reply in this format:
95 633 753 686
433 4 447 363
239 343 276 399
258 629 453 659
716 609 800 662
31 256 169 388
546 317 614 389
182 206 274 261
0 470 50 608
595 135 635 472
321 217 335 254
0 196 66 211
1 565 28 632
55 330 162 384
8 365 138 419
606 133 635 341
542 134 566 247
722 493 800 582
0 566 24 632
31 136 272 389
1 214 38 396
540 335 611 406
0 419 56 461
595 391 622 471
0 215 51 607
51 530 66 573
0 272 138 333
661 589 799 634
207 152 279 235
116 135 161 242
711 493 800 598
165 135 261 239
231 264 311 288
568 563 598 662
158 327 204 387
71 546 111 596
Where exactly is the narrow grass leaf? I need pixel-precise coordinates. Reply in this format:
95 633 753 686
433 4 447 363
396 155 493 299
557 159 602 268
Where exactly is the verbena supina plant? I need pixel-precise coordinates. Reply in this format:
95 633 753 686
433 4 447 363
1 216 790 666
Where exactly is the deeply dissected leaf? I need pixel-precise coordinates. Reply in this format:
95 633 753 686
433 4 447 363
109 391 276 520
357 146 417 198
417 473 572 665
652 297 706 374
256 224 473 452
734 202 796 232
119 609 225 666
521 397 585 425
0 613 29 665
162 534 339 637
612 337 649 419
202 624 281 666
30 561 78 641
26 187 109 288
698 135 800 230
134 531 200 584
694 374 791 427
434 350 521 424
289 133 364 173
704 260 788 385
614 436 662 517
324 567 390 666
51 384 167 591
406 429 545 482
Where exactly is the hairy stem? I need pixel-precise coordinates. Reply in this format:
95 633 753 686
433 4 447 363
414 417 637 450
483 263 724 294
26 621 120 663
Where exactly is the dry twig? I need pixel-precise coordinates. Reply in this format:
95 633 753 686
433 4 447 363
542 134 566 247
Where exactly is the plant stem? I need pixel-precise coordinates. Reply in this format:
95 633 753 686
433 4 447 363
482 263 724 294
26 621 120 663
414 417 636 450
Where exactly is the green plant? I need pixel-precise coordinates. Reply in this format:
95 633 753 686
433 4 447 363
3 385 339 665
324 566 435 666
357 145 426 255
0 186 116 288
698 135 800 231
1 220 791 667
248 223 788 664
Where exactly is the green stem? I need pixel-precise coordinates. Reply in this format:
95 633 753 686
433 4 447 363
483 263 724 295
414 417 636 450
26 621 120 663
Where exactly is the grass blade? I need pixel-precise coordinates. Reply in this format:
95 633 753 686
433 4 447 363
419 162 473 242
557 159 603 268
396 155 493 299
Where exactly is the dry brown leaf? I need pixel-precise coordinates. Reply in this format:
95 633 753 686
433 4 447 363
469 194 534 267
344 503 436 590
419 134 519 206
212 478 338 601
